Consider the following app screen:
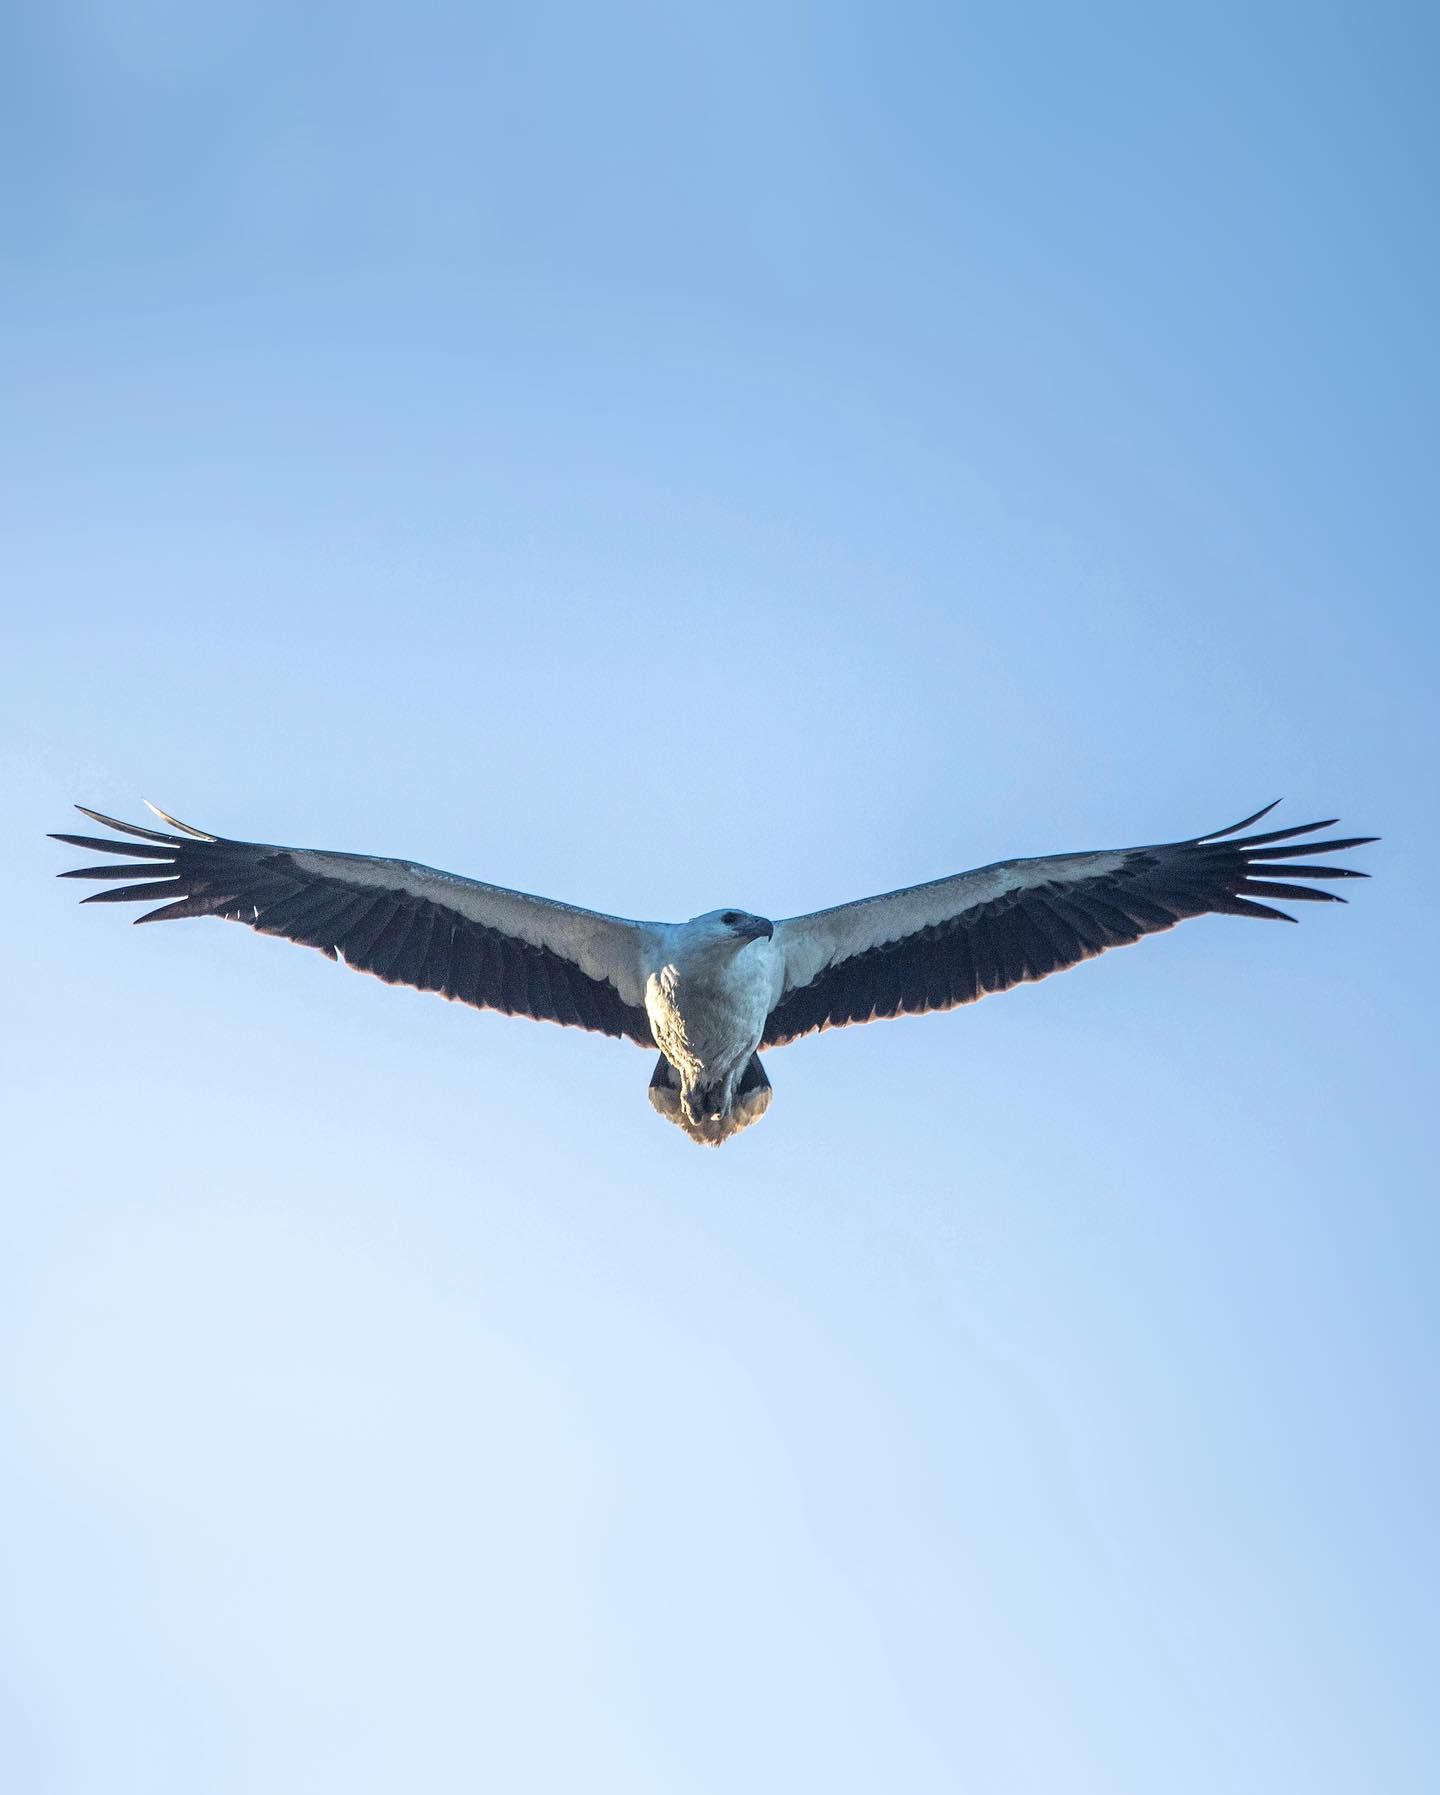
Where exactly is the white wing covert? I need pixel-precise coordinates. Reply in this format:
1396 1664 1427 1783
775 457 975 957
764 804 1375 1047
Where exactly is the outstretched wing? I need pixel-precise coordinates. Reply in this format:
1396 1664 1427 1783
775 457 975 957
764 803 1375 1047
53 805 659 1044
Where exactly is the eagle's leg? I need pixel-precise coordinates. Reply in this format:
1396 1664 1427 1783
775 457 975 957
684 1076 729 1127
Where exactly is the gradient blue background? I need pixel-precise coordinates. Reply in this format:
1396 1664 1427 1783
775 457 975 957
3 4 1436 1791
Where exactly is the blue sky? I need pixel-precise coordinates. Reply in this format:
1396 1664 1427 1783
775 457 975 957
2 4 1436 1791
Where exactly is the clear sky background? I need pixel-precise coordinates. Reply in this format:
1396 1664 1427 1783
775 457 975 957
2 4 1436 1791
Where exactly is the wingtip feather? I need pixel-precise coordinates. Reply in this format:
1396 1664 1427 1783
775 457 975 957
142 800 217 841
71 804 187 845
1199 800 1282 840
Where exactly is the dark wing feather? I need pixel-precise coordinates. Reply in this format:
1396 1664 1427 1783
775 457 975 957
53 806 656 1045
764 803 1375 1047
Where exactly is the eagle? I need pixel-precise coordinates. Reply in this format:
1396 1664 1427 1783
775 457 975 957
53 801 1374 1146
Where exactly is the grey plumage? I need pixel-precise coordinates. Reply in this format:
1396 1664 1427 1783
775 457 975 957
52 800 1375 1146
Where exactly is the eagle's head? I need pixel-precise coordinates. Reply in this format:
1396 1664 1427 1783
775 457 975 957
687 908 775 948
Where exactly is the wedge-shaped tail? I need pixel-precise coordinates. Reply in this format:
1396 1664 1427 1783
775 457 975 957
647 1053 772 1147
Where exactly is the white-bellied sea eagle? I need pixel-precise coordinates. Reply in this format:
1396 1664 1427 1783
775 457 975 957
53 802 1374 1146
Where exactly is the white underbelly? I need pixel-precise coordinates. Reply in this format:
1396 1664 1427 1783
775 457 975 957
645 961 770 1084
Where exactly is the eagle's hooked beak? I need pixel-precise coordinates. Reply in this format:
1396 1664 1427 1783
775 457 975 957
741 917 774 942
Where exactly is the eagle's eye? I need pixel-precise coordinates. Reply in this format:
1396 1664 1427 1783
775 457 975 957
721 912 741 926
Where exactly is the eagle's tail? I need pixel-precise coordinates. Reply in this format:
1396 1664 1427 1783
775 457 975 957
647 1053 772 1148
